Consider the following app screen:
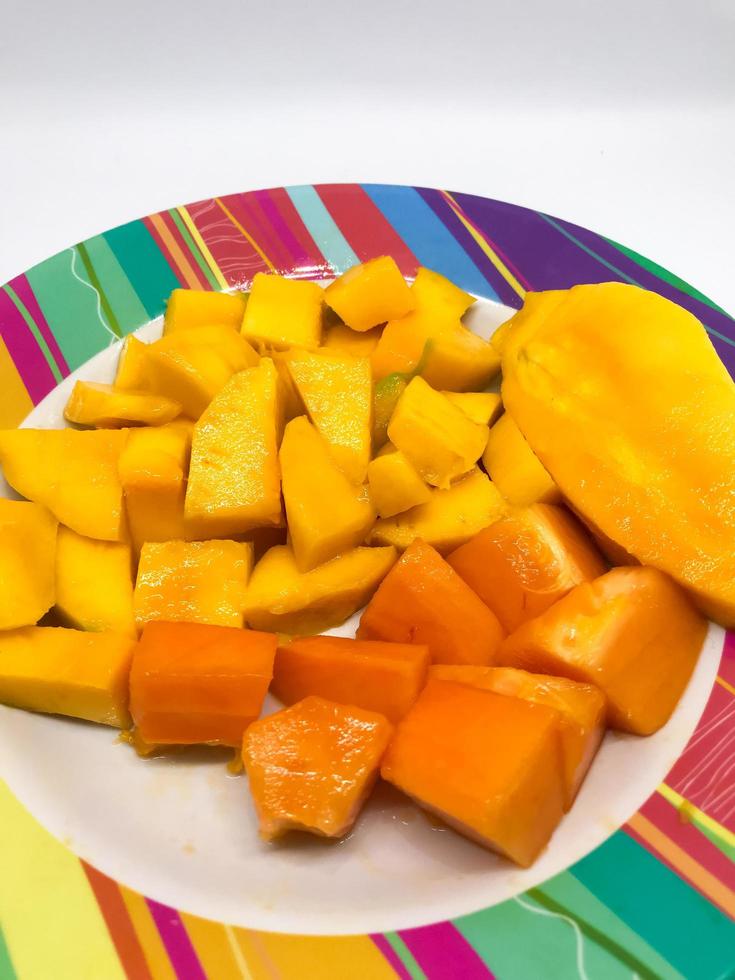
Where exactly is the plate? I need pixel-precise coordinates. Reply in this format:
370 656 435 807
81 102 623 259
1 185 733 980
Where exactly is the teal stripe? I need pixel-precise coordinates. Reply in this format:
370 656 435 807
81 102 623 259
0 925 17 980
286 185 359 272
571 831 735 979
82 235 151 335
103 220 179 319
383 932 427 979
2 285 64 383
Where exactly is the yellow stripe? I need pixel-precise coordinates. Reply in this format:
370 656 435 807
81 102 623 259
149 213 203 290
442 191 526 300
658 784 735 851
214 198 276 271
716 674 735 697
119 885 177 980
0 781 126 980
180 913 249 980
247 933 399 979
178 206 229 290
235 931 282 980
0 336 34 427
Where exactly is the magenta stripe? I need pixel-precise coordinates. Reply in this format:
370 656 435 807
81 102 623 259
9 274 70 375
145 899 207 980
398 922 495 979
0 286 56 402
255 189 310 267
370 934 414 979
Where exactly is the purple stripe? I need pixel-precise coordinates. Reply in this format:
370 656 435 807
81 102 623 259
0 286 56 402
145 899 207 980
399 922 495 979
9 273 70 375
370 934 414 980
255 189 310 267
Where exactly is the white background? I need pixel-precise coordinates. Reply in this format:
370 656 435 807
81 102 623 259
1 0 734 310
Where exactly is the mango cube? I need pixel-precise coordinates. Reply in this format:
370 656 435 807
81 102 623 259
64 381 181 428
367 447 430 518
442 391 502 427
243 696 393 840
55 526 135 636
271 351 305 421
410 267 475 317
0 500 57 629
373 373 408 449
115 335 151 391
243 544 397 634
0 428 129 541
134 539 253 629
0 627 136 728
483 414 561 506
420 328 501 392
242 273 323 351
325 257 414 331
185 360 283 538
381 679 565 866
323 322 383 359
164 288 247 334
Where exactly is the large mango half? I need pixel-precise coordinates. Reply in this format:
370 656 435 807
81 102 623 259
500 282 735 626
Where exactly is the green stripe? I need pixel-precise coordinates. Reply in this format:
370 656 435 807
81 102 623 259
0 925 17 980
80 235 151 336
382 932 426 980
103 220 179 319
76 242 121 338
170 209 219 289
2 285 63 383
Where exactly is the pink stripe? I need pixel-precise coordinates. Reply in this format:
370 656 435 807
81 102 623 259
398 922 495 979
0 285 56 402
9 274 70 375
640 791 734 880
223 193 293 274
255 189 310 269
720 633 735 688
145 899 207 980
369 934 413 979
187 197 269 288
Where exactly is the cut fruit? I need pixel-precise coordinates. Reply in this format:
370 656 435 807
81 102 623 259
64 381 181 428
442 391 502 427
373 373 408 449
242 273 323 351
115 335 151 391
163 289 247 334
55 527 135 636
323 322 383 359
483 414 561 506
324 257 414 331
367 447 430 519
0 499 57 630
419 328 501 393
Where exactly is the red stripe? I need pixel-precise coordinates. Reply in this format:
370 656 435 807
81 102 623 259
639 791 734 881
220 192 294 274
186 197 270 289
81 861 154 980
142 217 187 288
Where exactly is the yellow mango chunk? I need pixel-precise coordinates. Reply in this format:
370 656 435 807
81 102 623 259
243 544 397 634
55 527 135 636
280 417 375 571
0 428 128 541
134 539 253 629
64 381 181 428
370 468 506 554
164 289 247 334
325 257 414 331
271 351 305 421
483 414 561 506
323 322 383 359
185 360 283 538
286 349 373 483
443 391 502 427
147 325 260 419
115 335 151 391
242 273 323 351
0 500 57 629
367 447 431 518
388 377 488 488
411 267 476 318
0 627 135 727
420 328 501 392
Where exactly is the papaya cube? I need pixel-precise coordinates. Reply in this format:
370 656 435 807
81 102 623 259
448 505 607 633
243 544 397 634
0 428 129 542
388 377 488 488
243 696 393 840
285 349 372 483
0 500 57 630
0 627 136 727
359 539 504 666
442 391 502 427
129 621 276 746
134 539 253 629
429 665 605 808
273 636 429 723
242 273 323 351
323 322 383 359
115 335 151 391
420 328 501 392
498 566 707 735
382 679 565 866
64 382 181 428
280 417 375 571
483 414 561 506
325 257 414 331
56 527 135 636
367 447 430 518
185 360 283 538
369 468 506 554
163 289 247 334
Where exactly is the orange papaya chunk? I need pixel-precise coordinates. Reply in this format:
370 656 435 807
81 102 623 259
381 679 565 866
243 696 393 840
498 566 707 735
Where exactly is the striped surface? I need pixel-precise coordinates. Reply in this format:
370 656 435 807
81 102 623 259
0 184 733 979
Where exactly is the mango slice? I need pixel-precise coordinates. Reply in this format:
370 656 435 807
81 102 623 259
381 679 565 866
286 349 372 483
280 416 375 571
55 527 135 636
388 377 488 488
273 636 429 723
410 267 476 317
359 539 504 666
134 539 253 629
325 257 414 331
64 381 181 428
115 335 151 391
130 621 276 746
500 282 735 627
323 322 383 359
147 325 260 419
369 467 505 554
442 391 502 427
0 627 136 727
243 695 393 840
0 500 57 629
271 351 305 421
498 566 706 735
243 544 397 634
448 504 606 633
185 360 283 538
242 273 323 351
367 447 430 518
163 288 247 334
372 373 408 449
0 428 128 541
483 414 560 506
430 665 605 808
